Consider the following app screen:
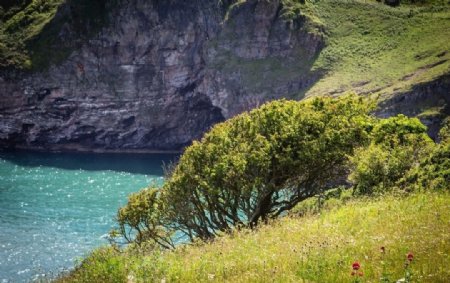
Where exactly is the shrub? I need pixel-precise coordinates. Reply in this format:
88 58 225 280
114 94 374 245
65 247 128 283
399 140 450 191
438 117 450 143
349 115 434 195
113 187 174 249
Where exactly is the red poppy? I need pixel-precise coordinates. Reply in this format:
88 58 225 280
407 252 414 262
359 272 364 277
351 271 356 276
352 262 361 270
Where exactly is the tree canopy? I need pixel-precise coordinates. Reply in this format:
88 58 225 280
112 94 447 249
113 94 376 246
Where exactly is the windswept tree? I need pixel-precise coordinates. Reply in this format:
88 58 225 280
113 94 375 246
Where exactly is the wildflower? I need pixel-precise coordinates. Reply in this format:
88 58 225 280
407 252 414 262
380 246 385 253
351 262 363 283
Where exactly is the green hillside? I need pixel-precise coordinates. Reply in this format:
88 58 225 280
283 0 450 97
56 95 450 282
0 0 64 69
58 191 450 282
1 0 449 94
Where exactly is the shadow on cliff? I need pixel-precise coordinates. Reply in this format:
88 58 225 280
0 150 178 175
25 0 116 71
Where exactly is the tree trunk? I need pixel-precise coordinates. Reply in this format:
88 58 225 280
249 190 274 228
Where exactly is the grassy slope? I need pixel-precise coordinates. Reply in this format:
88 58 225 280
292 0 450 98
60 192 450 282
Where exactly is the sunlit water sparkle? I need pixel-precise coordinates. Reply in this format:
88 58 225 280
0 151 176 282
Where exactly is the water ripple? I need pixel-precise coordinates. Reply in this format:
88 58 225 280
0 151 176 282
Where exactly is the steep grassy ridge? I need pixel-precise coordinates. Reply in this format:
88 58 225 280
59 192 450 282
286 0 450 97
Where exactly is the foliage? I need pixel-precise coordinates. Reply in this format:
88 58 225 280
58 192 450 282
112 97 447 249
0 0 64 69
289 186 354 216
63 247 129 283
111 95 374 245
349 115 434 195
370 114 428 144
398 138 450 191
113 187 174 249
438 116 450 143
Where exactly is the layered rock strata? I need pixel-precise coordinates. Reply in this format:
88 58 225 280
0 0 322 151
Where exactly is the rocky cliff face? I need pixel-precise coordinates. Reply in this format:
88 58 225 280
0 0 322 151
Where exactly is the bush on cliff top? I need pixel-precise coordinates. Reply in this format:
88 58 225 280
112 94 375 246
397 122 450 191
58 95 449 282
0 0 114 70
112 95 446 249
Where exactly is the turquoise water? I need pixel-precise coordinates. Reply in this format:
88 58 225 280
0 151 177 282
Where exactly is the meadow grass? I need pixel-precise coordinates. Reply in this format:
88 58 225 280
59 191 450 282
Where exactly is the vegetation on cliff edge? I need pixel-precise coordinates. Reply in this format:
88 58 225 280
58 191 449 282
56 94 449 282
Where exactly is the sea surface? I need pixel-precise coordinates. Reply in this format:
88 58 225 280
0 150 177 282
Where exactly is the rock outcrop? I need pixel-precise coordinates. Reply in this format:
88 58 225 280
0 0 322 151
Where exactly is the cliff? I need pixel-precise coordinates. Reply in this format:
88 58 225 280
0 0 322 151
0 0 448 151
